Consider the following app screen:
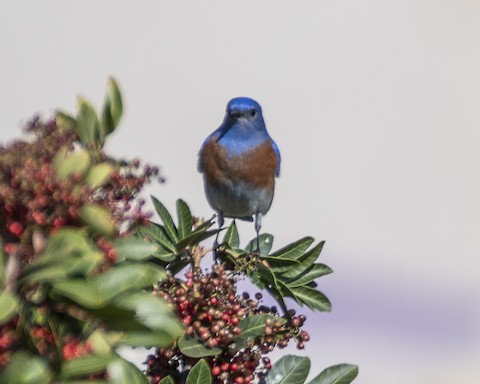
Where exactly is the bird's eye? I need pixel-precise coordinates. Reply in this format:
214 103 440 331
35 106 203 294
249 109 257 118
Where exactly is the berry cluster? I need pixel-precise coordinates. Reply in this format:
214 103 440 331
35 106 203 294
0 317 18 367
0 117 160 265
146 264 309 384
0 116 162 369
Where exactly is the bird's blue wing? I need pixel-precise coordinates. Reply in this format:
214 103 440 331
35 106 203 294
271 140 281 177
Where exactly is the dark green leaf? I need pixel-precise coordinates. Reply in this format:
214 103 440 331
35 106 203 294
137 223 176 252
175 229 221 252
103 77 123 131
267 355 311 384
269 237 314 261
151 197 178 242
60 354 115 378
0 352 51 384
280 241 325 279
247 269 266 289
0 291 20 325
76 96 100 145
168 257 191 275
263 257 300 274
152 252 176 263
290 286 331 312
256 262 278 287
178 336 221 358
223 221 240 248
284 264 333 287
113 237 159 262
186 359 212 384
108 359 149 384
307 364 359 384
245 233 274 255
176 199 193 239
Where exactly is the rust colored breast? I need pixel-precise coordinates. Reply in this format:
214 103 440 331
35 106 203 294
199 138 278 192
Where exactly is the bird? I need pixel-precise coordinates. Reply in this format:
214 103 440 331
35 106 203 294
198 97 281 250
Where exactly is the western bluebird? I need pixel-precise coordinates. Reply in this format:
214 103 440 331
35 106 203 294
198 97 281 247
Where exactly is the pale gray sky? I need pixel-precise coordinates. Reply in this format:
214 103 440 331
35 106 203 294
2 1 480 383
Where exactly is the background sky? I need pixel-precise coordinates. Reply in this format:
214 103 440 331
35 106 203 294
1 1 480 383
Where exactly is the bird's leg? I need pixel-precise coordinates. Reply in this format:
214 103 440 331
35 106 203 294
213 212 224 262
254 213 262 254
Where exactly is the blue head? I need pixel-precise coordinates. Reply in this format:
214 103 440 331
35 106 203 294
215 97 270 154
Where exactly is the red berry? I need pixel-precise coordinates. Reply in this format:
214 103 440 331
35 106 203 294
8 222 23 237
212 366 221 376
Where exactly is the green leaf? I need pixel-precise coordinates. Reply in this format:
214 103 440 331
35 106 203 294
280 241 325 279
107 359 149 384
290 286 331 312
101 77 123 134
262 257 300 274
284 264 333 287
269 237 314 261
176 199 192 239
114 292 183 339
117 331 178 348
0 291 20 325
257 262 279 288
60 354 115 379
76 96 100 145
21 265 68 283
247 269 266 289
152 252 176 263
307 364 359 384
54 146 92 180
223 221 240 248
245 233 274 255
95 263 166 301
186 359 212 384
31 229 92 265
236 314 284 348
175 229 220 252
178 336 221 358
85 162 115 188
137 223 176 253
0 351 52 384
151 197 178 242
267 355 310 384
56 110 76 130
79 204 116 236
22 229 104 283
159 376 176 384
51 280 103 308
113 237 159 262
